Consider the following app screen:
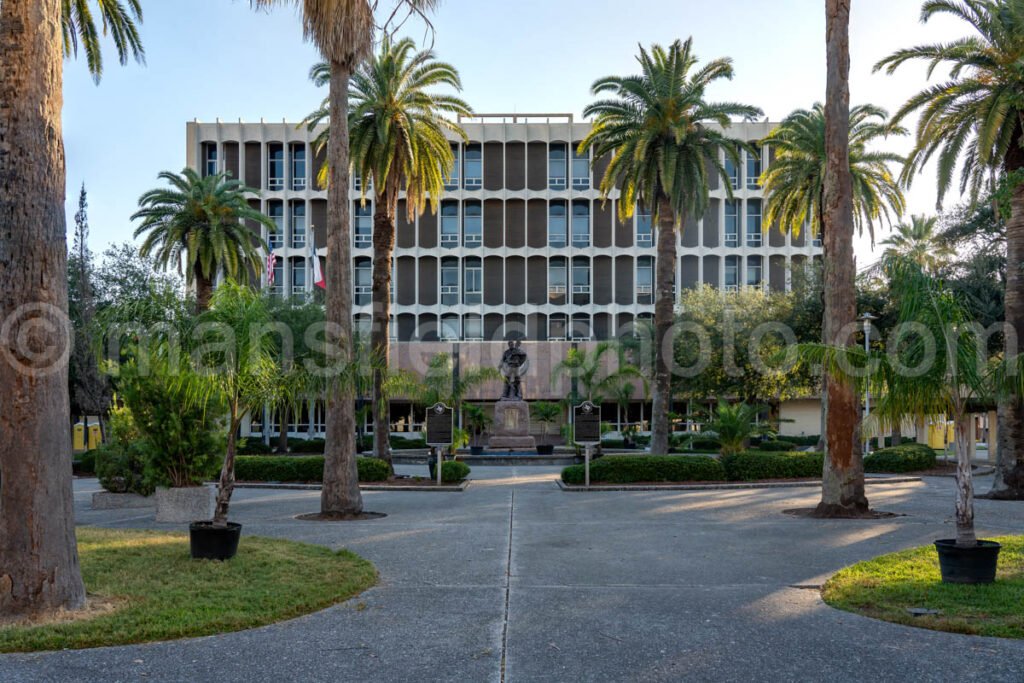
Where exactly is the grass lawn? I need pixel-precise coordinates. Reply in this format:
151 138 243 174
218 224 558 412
822 535 1024 639
0 527 376 653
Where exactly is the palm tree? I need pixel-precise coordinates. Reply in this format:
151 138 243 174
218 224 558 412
875 0 1024 500
579 38 762 457
702 401 774 457
760 104 906 246
0 0 143 618
880 215 951 275
62 0 145 82
132 169 272 312
307 36 470 471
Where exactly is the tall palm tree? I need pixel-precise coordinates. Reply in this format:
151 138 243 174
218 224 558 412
306 36 470 472
875 0 1024 500
62 0 145 82
0 0 143 618
880 215 951 275
579 38 762 456
132 169 273 312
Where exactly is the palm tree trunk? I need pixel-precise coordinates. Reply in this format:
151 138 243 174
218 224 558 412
321 60 363 516
213 413 241 527
0 0 86 616
371 183 397 474
194 264 214 312
650 195 678 456
987 166 1024 499
276 405 289 453
953 412 977 547
817 0 868 517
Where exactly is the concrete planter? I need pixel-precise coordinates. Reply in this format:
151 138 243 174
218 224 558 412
155 485 214 524
91 491 155 510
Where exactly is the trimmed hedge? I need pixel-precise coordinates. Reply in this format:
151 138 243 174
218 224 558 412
392 436 427 450
561 455 726 485
720 451 824 481
237 438 273 455
785 435 822 447
864 443 936 473
290 438 326 454
758 440 797 452
441 460 471 483
235 456 390 483
74 449 97 476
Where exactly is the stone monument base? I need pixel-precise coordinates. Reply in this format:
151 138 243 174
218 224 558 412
488 399 536 450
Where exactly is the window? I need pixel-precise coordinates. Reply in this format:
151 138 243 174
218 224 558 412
291 258 306 296
572 146 590 189
268 202 284 248
746 144 761 190
440 257 459 305
725 200 739 247
724 155 740 190
548 257 567 303
548 201 567 247
291 145 307 190
548 314 567 341
637 256 654 305
290 202 306 248
571 201 590 247
549 143 567 190
571 313 591 342
354 315 371 339
636 205 653 247
203 143 218 177
746 199 762 247
445 143 461 191
463 257 482 305
268 145 284 190
724 255 740 291
463 144 482 189
746 255 763 288
441 201 459 247
440 314 460 341
354 202 372 248
271 259 284 296
572 257 590 304
463 201 482 247
464 314 483 341
354 259 371 305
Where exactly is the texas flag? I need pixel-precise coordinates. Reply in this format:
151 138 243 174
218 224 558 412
310 229 326 289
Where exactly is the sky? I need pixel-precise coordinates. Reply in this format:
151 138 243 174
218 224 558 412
63 0 969 267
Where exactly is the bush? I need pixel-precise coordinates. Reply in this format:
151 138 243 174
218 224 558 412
720 451 824 481
391 436 427 450
786 435 822 447
234 455 391 483
95 445 154 496
290 438 326 454
561 455 725 485
864 443 936 473
75 449 97 476
601 438 626 449
758 440 798 452
689 438 720 452
237 438 273 455
441 460 471 483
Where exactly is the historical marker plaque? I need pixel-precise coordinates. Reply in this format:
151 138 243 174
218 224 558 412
426 403 454 447
574 401 601 445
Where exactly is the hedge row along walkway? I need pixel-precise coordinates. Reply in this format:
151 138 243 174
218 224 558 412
3 466 1023 681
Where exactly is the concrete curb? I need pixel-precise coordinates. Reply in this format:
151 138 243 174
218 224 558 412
556 476 922 492
234 480 470 492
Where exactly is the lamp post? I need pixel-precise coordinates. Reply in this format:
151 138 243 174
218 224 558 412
859 312 878 456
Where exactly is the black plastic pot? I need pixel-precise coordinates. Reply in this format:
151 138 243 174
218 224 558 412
536 444 555 455
470 446 485 456
934 539 1001 584
190 521 242 561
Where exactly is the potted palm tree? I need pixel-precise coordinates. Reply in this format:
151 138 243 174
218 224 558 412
531 401 561 455
463 404 491 456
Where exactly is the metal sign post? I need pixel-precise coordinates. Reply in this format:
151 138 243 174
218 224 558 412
573 401 601 489
426 403 454 485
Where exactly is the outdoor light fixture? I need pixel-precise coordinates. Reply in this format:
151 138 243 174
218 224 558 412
859 312 878 456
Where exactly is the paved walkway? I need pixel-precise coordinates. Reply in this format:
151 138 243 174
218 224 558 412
3 467 1024 682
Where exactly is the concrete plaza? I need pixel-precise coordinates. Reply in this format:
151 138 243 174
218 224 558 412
2 467 1023 682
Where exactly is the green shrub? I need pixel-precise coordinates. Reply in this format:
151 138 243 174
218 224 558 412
720 451 824 481
75 449 97 476
758 440 798 452
441 460 471 483
689 438 719 451
786 435 822 447
864 443 936 473
290 438 326 454
391 436 427 450
95 445 154 496
234 456 391 483
601 438 626 449
561 455 725 485
238 438 273 455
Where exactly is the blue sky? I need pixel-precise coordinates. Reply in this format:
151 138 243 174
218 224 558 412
64 0 967 265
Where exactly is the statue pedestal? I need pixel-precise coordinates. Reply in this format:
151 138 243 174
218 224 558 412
488 399 537 450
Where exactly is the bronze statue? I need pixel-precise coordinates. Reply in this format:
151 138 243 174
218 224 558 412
499 340 528 400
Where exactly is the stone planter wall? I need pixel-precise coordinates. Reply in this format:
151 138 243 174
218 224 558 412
91 491 155 510
155 485 214 523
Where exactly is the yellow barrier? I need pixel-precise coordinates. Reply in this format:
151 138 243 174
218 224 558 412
72 423 86 451
87 423 102 450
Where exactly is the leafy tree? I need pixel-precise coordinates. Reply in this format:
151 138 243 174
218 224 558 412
880 215 951 275
875 0 1024 499
552 342 645 409
94 242 184 311
132 169 272 311
579 38 762 457
0 0 143 617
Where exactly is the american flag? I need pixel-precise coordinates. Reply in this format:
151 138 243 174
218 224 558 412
266 250 277 286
